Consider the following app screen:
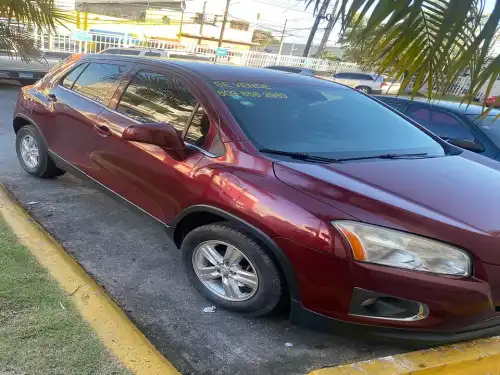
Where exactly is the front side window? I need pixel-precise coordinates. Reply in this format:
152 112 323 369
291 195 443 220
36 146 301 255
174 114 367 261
406 106 474 140
117 71 197 133
211 81 446 159
185 106 210 146
72 62 126 103
468 114 500 147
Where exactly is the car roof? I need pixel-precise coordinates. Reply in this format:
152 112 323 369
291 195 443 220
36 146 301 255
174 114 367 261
85 54 342 86
376 95 500 116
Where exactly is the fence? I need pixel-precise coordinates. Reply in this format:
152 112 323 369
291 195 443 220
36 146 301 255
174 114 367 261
33 31 365 73
33 31 497 100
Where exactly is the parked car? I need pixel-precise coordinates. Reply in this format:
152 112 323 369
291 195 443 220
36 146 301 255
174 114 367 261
331 72 384 94
13 53 500 344
380 77 402 95
376 95 500 161
100 47 213 62
264 65 331 78
486 96 500 108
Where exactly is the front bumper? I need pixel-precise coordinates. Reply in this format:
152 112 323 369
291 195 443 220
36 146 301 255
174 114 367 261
276 238 500 344
290 300 500 346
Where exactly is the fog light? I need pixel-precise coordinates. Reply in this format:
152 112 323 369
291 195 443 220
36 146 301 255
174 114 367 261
350 288 428 321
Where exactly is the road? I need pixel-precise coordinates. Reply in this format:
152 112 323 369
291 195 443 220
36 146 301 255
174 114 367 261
0 85 402 375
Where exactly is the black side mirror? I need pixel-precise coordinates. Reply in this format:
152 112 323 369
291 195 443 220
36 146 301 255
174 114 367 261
446 138 485 153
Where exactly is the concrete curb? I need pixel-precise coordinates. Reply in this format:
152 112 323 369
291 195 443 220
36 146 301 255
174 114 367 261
310 335 500 374
0 185 180 375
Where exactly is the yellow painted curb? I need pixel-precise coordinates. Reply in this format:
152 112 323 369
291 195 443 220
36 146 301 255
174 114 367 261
310 336 500 375
0 185 180 375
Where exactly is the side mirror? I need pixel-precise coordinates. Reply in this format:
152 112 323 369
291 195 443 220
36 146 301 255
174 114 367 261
122 122 187 159
447 138 485 153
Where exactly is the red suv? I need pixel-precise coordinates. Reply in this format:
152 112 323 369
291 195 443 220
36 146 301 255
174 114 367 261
13 54 500 344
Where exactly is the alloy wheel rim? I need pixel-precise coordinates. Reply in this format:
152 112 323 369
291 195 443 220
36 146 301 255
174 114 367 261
192 240 259 301
20 135 40 169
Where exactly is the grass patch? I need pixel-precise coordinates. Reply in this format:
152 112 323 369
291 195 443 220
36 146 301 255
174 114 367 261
0 217 131 375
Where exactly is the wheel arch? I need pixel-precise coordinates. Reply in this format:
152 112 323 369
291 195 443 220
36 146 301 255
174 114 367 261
13 116 32 134
170 205 301 302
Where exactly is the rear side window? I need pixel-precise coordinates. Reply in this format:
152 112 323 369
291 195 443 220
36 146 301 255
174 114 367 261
145 51 161 57
62 63 87 89
72 62 126 103
117 71 197 132
406 106 475 140
119 49 141 56
356 74 374 81
102 49 120 54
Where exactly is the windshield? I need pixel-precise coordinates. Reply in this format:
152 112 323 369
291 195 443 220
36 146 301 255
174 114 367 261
468 114 500 147
212 81 446 159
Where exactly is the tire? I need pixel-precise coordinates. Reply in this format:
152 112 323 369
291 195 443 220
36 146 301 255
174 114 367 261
16 124 65 178
181 222 284 316
355 86 371 94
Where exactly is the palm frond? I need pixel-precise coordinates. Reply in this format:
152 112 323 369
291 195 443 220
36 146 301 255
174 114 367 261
305 0 500 104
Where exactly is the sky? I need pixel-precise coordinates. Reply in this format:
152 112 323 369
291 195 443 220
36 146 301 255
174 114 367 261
188 0 498 46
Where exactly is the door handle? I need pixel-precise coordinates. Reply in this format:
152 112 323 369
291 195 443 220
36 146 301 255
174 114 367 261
95 124 111 137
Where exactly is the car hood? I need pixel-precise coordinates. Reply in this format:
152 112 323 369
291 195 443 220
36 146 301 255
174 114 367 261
273 153 500 264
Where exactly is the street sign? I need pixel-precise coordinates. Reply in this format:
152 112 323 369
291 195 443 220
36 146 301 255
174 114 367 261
215 47 228 57
72 30 92 42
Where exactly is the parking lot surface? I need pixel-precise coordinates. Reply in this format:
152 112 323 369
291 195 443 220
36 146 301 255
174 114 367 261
0 85 402 375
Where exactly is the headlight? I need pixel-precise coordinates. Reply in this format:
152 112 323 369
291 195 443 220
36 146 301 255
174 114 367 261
333 221 471 276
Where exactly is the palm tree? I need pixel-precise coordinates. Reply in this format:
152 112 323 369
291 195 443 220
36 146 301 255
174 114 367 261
0 0 70 61
305 0 500 104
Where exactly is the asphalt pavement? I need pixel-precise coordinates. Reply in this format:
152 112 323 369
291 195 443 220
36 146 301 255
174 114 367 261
0 85 402 375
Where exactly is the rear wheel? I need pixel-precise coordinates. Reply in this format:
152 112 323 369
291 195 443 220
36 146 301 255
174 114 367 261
355 86 371 94
16 124 65 178
181 222 284 316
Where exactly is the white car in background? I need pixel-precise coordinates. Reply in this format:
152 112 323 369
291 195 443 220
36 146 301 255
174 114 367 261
380 77 402 95
331 72 384 94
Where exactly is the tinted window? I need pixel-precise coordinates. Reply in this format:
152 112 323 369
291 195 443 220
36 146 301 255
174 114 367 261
334 73 348 79
384 102 407 112
117 71 196 132
212 81 445 158
61 63 87 89
186 106 210 147
72 63 126 103
145 51 161 57
468 115 500 147
358 74 374 81
406 106 474 140
312 70 331 77
103 49 120 54
120 49 141 56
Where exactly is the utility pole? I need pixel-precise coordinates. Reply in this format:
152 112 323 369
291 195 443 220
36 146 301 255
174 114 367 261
317 0 339 56
303 0 330 57
277 19 287 55
198 1 207 45
218 0 231 48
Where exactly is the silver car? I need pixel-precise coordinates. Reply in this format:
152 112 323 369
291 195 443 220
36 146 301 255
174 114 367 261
331 72 384 94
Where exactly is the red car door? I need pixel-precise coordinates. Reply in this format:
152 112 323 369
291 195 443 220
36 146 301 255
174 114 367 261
88 65 220 223
46 60 134 172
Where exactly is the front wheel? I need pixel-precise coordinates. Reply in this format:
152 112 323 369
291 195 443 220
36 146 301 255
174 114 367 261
181 222 284 316
16 124 65 178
